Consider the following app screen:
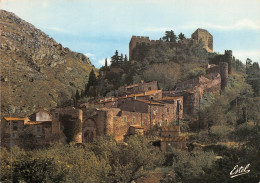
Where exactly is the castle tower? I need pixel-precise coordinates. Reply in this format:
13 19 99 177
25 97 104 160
225 50 232 74
191 28 213 52
219 62 229 90
129 36 150 61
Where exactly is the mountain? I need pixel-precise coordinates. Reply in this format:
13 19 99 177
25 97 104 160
0 10 95 116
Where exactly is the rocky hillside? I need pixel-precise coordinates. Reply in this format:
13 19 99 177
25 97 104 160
0 10 95 116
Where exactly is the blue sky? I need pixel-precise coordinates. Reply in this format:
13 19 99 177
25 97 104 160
1 0 260 68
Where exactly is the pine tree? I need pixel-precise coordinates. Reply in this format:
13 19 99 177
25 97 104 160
105 58 108 67
120 53 124 62
111 50 120 66
124 54 128 62
75 90 80 100
85 69 97 96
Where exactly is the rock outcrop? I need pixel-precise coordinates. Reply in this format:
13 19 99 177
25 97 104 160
0 10 95 116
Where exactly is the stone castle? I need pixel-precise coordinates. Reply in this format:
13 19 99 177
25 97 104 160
129 28 213 61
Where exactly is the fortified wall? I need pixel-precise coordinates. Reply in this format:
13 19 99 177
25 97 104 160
129 28 214 61
129 36 162 61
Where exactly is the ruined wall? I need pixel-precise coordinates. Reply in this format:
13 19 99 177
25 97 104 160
51 108 83 143
219 62 229 91
191 29 213 52
129 36 150 61
225 50 232 74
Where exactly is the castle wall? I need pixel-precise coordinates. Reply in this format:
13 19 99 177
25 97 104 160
225 50 232 74
129 36 150 61
191 29 213 52
219 62 229 91
51 108 83 143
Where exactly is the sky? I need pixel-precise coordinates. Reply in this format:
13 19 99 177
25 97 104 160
1 0 260 68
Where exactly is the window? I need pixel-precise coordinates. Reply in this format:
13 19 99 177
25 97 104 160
13 122 18 131
133 117 136 124
37 126 41 133
167 108 169 112
123 116 127 122
148 87 151 90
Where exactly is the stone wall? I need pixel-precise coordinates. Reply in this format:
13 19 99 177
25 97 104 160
191 28 213 52
219 62 229 91
225 50 232 74
51 108 83 143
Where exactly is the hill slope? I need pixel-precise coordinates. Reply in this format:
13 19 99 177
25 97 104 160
0 10 95 116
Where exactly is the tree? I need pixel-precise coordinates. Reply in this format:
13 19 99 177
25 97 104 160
162 30 177 42
120 53 124 62
105 58 108 67
178 32 186 40
91 136 164 183
111 50 120 66
85 69 97 96
75 90 80 100
124 54 128 62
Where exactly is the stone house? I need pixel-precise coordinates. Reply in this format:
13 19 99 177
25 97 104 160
1 108 83 148
160 126 187 152
83 108 149 142
124 81 158 94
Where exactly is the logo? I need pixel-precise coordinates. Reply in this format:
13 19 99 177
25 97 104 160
230 164 250 178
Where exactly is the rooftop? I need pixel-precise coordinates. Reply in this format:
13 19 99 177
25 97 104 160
4 117 26 121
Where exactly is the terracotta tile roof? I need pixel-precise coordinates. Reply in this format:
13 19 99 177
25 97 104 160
156 96 182 101
122 90 161 99
125 83 139 88
161 126 180 131
130 125 144 129
4 117 26 121
135 99 164 105
161 136 186 142
25 121 52 125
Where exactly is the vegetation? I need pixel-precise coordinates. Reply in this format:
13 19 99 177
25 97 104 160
1 136 164 183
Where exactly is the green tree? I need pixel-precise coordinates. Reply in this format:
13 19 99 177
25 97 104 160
111 50 120 66
75 89 80 100
120 53 124 62
85 69 97 97
105 58 108 67
162 30 177 42
178 32 186 40
124 54 128 62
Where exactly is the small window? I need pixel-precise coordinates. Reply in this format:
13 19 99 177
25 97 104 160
13 122 18 131
124 116 127 122
133 117 136 124
167 108 169 112
148 87 151 90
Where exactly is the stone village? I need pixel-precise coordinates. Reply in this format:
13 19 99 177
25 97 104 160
1 28 233 152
